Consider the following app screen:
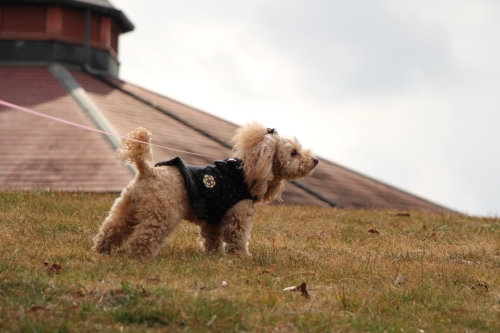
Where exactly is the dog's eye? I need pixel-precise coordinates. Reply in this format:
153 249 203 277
291 150 297 157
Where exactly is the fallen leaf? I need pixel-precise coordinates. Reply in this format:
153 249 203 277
283 282 310 299
394 213 411 217
394 272 405 285
30 305 46 313
206 314 217 326
136 284 147 297
368 229 380 235
297 282 310 299
258 279 269 286
145 276 160 283
283 286 297 292
46 263 62 275
471 283 488 292
453 259 474 265
260 265 278 276
267 236 277 251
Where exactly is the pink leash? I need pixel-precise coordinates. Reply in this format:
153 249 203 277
0 98 215 158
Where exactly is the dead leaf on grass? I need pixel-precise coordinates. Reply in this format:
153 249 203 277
30 305 46 314
136 284 147 297
258 279 270 287
297 282 310 299
259 264 277 275
283 282 310 299
453 259 474 265
44 262 62 275
471 283 488 293
206 314 217 326
146 276 160 283
368 229 380 235
394 213 411 217
394 272 405 285
267 236 277 251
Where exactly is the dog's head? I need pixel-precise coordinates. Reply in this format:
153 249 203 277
231 122 318 203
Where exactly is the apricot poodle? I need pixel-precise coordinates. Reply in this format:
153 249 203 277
92 122 318 257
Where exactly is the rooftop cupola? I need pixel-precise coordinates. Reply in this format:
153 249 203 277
0 0 134 76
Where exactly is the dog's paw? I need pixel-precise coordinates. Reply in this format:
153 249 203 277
224 244 251 256
92 237 112 255
129 245 155 259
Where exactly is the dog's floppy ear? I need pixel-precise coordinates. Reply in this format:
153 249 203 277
231 122 284 202
246 140 276 201
261 179 285 203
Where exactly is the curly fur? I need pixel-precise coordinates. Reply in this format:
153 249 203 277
92 122 318 257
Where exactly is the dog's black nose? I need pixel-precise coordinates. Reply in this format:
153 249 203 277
313 158 319 166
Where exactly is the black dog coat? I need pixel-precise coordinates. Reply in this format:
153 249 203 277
155 157 253 224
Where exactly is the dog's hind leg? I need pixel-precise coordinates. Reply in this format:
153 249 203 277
127 213 181 258
220 200 255 255
92 190 137 254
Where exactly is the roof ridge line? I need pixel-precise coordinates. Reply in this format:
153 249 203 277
290 180 344 208
87 68 342 207
105 76 243 130
48 63 136 176
91 70 234 150
313 158 454 212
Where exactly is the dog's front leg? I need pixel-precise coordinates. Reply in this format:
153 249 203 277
199 223 223 252
220 200 255 255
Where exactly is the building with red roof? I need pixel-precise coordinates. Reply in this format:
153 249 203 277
0 0 450 211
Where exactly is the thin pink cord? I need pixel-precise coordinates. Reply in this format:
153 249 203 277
0 98 217 158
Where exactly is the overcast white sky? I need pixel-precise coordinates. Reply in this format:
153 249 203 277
111 0 500 216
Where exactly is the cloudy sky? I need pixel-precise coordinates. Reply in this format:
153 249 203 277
111 0 500 216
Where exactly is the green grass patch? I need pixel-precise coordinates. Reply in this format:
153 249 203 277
1 190 499 332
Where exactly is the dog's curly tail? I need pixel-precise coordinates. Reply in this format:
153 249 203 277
116 127 153 177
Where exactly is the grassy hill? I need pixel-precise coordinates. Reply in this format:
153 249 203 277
1 190 499 332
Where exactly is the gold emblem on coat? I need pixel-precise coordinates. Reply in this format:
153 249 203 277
203 174 216 188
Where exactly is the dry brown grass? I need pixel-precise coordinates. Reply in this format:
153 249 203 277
1 190 499 332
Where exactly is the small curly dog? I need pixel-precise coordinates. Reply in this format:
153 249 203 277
93 122 318 257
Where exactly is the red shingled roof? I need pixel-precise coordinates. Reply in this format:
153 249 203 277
0 66 131 191
0 65 450 211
